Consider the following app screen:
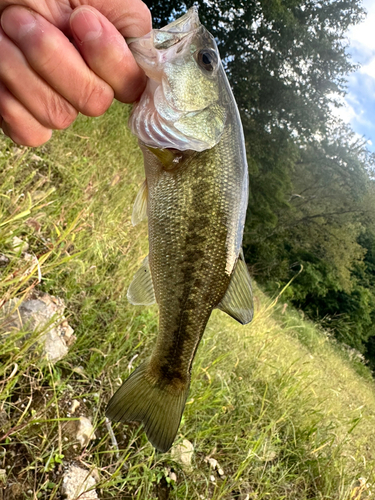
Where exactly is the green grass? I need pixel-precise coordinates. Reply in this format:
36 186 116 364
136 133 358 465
1 102 375 499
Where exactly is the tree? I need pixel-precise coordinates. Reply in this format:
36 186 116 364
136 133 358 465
245 126 375 353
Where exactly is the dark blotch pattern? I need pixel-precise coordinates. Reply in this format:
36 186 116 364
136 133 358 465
141 112 247 387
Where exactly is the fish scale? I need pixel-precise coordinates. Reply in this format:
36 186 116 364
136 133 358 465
148 153 230 374
106 7 253 453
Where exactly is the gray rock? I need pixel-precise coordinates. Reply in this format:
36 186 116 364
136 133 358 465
75 417 96 448
11 236 29 253
1 293 75 363
63 416 96 448
171 439 194 472
61 465 98 500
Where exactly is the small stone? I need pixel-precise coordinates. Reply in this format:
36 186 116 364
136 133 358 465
90 468 100 482
70 400 80 414
11 236 29 253
23 252 35 262
171 439 194 472
76 417 96 448
30 154 43 162
0 292 76 363
0 254 9 266
0 469 6 484
205 457 218 469
205 456 225 477
64 417 96 448
210 475 216 483
61 465 98 500
169 472 177 482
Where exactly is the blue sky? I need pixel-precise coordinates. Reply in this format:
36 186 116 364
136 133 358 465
334 0 375 153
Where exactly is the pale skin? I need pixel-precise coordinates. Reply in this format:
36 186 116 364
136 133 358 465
0 0 152 146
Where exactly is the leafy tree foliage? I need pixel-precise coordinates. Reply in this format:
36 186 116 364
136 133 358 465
245 127 375 353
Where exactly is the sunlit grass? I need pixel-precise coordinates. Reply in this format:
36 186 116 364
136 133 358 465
1 102 375 499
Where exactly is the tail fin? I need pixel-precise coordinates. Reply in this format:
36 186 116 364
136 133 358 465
106 361 189 453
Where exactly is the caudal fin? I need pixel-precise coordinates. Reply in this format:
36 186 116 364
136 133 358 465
106 361 189 453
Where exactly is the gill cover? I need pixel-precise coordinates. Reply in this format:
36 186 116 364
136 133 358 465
128 7 228 152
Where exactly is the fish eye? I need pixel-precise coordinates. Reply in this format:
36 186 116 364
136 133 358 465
197 49 218 72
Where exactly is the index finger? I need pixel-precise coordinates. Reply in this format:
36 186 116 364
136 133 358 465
2 6 114 117
70 6 147 103
0 0 152 37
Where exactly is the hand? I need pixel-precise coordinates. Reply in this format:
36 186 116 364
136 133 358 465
0 0 151 146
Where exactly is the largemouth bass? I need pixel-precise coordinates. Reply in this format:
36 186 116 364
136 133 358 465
106 7 253 453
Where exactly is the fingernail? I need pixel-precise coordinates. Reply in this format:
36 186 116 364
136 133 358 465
1 7 37 41
70 7 103 43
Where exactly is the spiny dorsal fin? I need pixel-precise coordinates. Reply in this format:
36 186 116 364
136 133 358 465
127 256 156 306
217 250 253 324
131 179 148 226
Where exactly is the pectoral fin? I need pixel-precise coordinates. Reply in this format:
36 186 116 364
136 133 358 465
147 147 176 168
127 256 156 306
131 179 148 226
217 250 253 324
147 147 184 170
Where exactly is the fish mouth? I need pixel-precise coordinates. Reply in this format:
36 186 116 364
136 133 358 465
126 6 200 45
158 6 200 34
126 7 202 76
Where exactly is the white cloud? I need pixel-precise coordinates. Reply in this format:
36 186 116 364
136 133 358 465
347 0 375 51
331 94 358 123
335 0 375 151
360 57 375 79
330 87 373 127
346 0 375 81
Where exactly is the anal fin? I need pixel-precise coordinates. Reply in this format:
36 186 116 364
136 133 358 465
127 255 156 306
217 250 253 324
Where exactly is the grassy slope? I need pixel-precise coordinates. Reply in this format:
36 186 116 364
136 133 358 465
1 102 375 500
